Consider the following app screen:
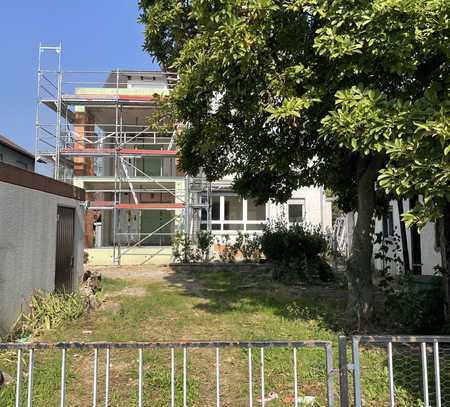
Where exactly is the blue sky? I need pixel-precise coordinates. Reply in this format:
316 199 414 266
0 1 158 153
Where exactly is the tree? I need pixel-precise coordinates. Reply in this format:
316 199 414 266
139 0 449 327
323 84 450 309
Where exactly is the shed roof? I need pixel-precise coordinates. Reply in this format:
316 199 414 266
0 133 35 160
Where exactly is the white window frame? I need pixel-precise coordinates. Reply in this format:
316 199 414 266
201 193 267 233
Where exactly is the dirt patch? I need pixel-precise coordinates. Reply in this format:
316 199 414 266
111 287 147 297
86 264 174 283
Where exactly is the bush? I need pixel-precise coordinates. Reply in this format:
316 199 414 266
260 220 332 282
172 232 194 263
215 233 262 263
195 231 214 262
383 275 444 333
172 231 213 263
217 235 239 263
235 232 262 262
10 290 89 339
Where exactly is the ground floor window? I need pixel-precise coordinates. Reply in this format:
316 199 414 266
287 200 304 224
201 194 267 232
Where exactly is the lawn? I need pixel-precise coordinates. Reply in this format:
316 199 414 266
0 267 435 406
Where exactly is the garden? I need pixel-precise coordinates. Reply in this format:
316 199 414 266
0 267 432 406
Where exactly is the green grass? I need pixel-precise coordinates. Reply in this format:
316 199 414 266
0 269 437 406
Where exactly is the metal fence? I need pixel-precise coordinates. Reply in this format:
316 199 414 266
2 336 450 406
0 340 335 407
350 336 450 407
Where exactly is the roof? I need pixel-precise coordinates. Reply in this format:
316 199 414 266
0 162 85 201
0 133 35 160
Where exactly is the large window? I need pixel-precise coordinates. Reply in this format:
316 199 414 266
201 194 266 232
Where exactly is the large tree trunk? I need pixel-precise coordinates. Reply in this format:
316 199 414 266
441 202 450 320
346 154 385 330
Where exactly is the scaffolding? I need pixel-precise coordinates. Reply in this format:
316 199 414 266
36 44 211 264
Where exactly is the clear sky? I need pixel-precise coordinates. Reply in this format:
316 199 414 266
0 1 158 154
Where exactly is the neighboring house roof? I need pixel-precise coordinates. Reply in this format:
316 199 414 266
0 133 35 160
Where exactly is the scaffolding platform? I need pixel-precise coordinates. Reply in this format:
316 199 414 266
60 148 177 157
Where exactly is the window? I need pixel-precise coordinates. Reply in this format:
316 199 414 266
201 196 220 222
211 196 220 220
200 194 267 233
247 199 266 221
224 196 243 220
288 203 303 223
0 153 3 162
382 209 394 237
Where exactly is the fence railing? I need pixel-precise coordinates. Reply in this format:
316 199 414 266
0 340 335 407
349 335 450 407
2 336 449 406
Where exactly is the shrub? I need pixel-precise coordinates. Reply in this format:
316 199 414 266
11 290 89 339
172 232 195 263
383 275 444 333
235 232 262 262
195 231 214 262
215 233 262 263
260 220 332 282
217 235 239 263
172 231 213 263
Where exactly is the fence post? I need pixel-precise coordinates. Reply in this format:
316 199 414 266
352 337 362 407
338 336 349 407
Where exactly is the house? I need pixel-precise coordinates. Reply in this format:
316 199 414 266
0 133 36 171
372 199 441 276
337 201 442 277
35 45 333 265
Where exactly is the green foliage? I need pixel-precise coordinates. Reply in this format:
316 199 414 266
172 232 194 263
195 230 214 262
235 232 262 263
217 234 239 263
139 0 450 227
10 291 88 339
322 86 450 229
375 230 445 333
172 231 213 263
383 275 445 333
260 220 332 282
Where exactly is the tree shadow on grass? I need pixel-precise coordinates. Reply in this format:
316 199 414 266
163 268 348 334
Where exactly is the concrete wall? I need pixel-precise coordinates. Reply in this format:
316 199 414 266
267 186 333 231
0 182 84 336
